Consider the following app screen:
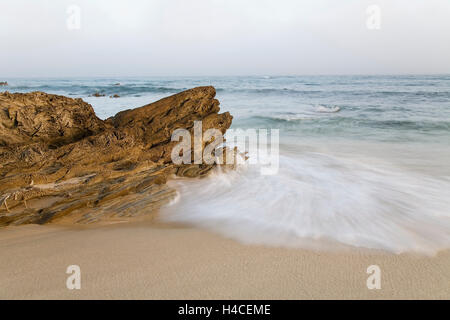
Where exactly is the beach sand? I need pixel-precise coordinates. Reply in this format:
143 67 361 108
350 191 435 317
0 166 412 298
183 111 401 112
0 221 449 300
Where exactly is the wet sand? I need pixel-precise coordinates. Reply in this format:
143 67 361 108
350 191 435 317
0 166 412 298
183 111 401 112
0 222 449 299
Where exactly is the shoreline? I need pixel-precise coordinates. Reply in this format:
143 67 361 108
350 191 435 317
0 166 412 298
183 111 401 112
1 221 449 300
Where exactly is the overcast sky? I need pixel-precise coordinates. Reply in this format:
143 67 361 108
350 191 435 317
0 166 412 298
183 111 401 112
1 0 449 77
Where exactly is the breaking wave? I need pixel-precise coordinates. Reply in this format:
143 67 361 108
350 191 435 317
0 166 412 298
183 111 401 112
316 105 341 113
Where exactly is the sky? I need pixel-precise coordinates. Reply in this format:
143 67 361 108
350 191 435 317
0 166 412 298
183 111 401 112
1 0 449 77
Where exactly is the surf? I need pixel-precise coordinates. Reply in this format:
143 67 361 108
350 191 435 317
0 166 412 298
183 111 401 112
162 148 450 255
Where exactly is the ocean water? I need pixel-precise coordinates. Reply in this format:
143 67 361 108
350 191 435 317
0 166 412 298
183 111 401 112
4 75 450 254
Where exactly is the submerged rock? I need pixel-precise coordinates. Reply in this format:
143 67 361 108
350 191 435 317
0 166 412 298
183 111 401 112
0 87 233 226
91 92 106 97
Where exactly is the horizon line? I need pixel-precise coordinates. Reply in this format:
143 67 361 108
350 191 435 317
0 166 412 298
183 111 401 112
3 73 450 79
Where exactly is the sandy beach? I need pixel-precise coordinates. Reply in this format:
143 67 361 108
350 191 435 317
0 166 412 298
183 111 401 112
0 221 448 300
2 0 450 304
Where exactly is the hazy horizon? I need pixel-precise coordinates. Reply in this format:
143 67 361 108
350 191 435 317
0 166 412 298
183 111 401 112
4 73 450 79
1 0 450 77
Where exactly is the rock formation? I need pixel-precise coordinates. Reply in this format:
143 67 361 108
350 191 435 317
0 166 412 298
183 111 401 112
0 82 7 86
0 87 232 226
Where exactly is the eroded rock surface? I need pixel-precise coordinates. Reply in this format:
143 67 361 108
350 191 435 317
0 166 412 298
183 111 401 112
0 87 232 226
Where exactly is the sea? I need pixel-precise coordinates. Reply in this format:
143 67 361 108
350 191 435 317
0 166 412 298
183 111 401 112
3 75 450 254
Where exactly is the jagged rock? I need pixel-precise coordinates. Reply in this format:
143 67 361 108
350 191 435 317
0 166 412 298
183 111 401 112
0 91 105 147
0 87 233 227
0 82 7 86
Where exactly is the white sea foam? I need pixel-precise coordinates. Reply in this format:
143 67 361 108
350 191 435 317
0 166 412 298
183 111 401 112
161 151 450 255
273 114 314 121
316 105 341 113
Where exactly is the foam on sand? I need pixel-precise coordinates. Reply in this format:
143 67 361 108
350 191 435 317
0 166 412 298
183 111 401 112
162 151 450 255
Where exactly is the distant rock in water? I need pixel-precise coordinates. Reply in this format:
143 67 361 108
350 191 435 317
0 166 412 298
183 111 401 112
110 94 120 98
0 81 8 86
0 87 233 227
91 92 106 97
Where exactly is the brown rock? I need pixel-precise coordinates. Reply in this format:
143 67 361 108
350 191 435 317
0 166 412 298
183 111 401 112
0 86 233 227
91 92 106 97
0 91 105 147
0 82 7 86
